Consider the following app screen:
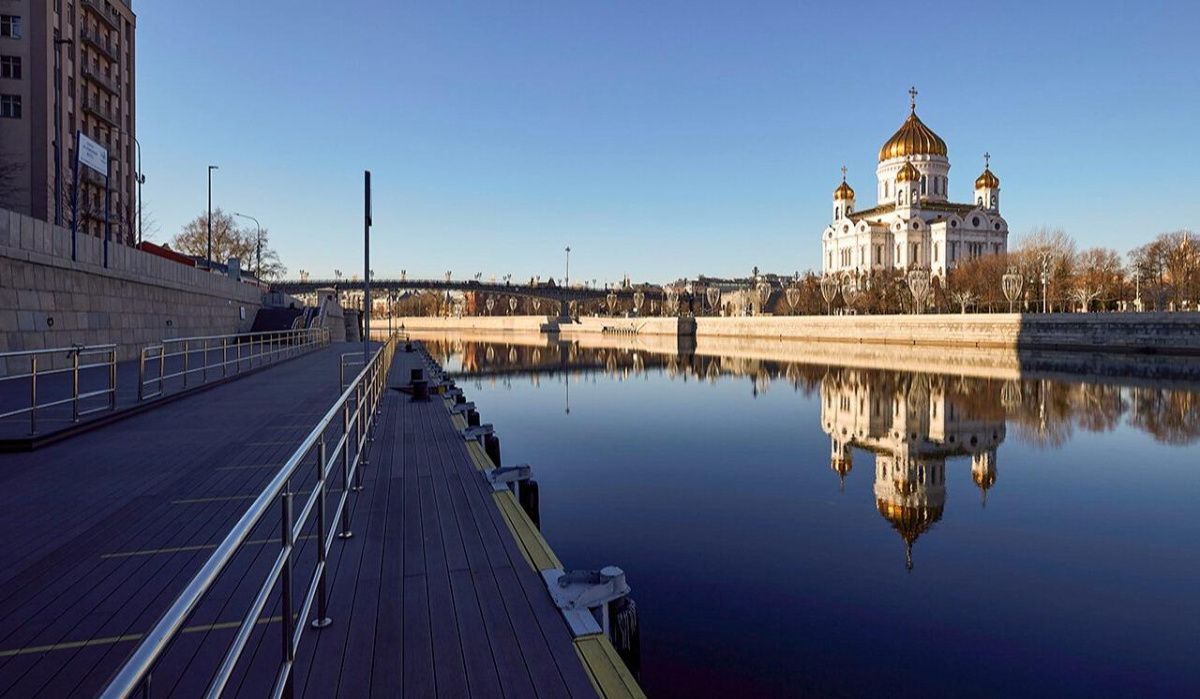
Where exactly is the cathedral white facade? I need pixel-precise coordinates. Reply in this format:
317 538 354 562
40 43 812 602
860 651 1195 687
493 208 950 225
822 89 1008 279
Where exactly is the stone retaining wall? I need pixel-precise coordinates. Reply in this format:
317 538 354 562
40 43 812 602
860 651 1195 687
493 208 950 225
1 208 264 370
694 313 1200 354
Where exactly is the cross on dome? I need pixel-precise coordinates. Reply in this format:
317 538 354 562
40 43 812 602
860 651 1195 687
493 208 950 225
909 86 918 112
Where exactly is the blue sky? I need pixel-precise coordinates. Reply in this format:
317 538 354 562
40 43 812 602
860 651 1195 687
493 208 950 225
136 0 1199 284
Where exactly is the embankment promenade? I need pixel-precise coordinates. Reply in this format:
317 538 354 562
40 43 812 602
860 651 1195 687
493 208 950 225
380 312 1200 356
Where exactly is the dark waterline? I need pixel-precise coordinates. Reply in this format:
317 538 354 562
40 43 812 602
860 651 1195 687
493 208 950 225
420 333 1199 698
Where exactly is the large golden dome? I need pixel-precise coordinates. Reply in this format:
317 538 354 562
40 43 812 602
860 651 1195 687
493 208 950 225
879 110 948 162
833 180 855 200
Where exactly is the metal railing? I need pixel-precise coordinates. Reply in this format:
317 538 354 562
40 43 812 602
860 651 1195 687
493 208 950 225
103 335 397 699
338 352 366 391
138 328 329 401
0 344 118 435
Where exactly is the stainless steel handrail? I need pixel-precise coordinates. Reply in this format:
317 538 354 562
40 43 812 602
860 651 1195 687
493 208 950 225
138 328 330 401
0 344 118 434
103 334 398 699
338 352 366 391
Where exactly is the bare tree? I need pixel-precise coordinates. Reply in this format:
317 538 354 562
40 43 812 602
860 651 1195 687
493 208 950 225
949 290 977 313
171 208 287 279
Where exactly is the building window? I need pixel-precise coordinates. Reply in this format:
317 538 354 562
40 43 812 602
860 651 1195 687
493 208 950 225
0 94 20 118
934 243 939 262
874 245 882 264
0 15 21 38
920 175 927 194
0 55 20 79
977 196 983 205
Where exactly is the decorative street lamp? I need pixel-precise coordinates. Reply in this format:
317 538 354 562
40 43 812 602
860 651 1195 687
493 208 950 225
632 290 645 314
820 275 839 315
841 277 859 313
1002 267 1024 313
756 281 772 314
785 285 802 314
665 289 679 316
906 269 931 314
606 290 618 316
485 296 495 314
1038 253 1054 313
705 287 721 315
508 297 518 314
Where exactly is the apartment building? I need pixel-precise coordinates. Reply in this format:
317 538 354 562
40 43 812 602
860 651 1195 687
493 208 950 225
0 0 137 244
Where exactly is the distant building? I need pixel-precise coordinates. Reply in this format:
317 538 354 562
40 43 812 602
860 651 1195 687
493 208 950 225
0 0 137 243
822 88 1007 280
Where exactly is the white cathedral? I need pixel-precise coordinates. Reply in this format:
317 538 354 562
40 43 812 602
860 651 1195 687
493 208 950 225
822 88 1008 279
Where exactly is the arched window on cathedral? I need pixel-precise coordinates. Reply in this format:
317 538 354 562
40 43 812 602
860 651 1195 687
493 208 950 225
920 175 927 195
991 195 997 208
911 190 917 204
884 181 889 198
978 196 983 205
835 207 840 220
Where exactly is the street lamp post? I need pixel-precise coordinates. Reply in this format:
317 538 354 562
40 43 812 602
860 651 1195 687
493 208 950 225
207 165 219 268
565 246 571 288
53 36 73 227
233 212 261 278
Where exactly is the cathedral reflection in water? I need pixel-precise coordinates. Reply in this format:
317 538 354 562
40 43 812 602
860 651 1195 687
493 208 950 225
820 370 1004 569
415 332 1200 572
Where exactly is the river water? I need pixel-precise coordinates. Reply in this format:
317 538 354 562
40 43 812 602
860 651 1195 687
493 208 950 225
416 331 1199 698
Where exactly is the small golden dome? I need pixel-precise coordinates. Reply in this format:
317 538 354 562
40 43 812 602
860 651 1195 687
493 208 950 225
879 110 948 162
975 168 1000 189
896 160 921 183
833 180 855 200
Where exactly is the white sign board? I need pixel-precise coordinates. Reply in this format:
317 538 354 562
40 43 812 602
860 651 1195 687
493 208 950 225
78 132 108 175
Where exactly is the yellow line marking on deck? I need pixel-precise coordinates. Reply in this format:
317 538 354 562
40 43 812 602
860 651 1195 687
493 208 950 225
0 616 285 658
101 535 317 559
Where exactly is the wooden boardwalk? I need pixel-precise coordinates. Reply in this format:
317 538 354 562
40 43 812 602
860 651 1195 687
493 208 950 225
0 342 639 697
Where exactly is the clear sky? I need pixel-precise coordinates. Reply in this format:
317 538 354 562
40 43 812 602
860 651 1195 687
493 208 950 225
136 0 1199 284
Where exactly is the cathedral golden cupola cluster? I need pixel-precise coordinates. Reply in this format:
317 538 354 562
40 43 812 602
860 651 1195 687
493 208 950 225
877 90 949 162
834 179 855 201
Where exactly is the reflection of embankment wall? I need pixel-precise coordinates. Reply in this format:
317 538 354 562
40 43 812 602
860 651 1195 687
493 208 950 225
694 314 1200 355
385 316 549 333
1 209 263 368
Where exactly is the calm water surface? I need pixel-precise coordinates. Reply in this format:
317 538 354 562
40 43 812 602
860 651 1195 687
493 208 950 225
420 333 1199 698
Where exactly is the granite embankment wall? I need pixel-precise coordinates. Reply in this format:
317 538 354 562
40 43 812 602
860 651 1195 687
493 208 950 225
384 312 1200 354
1 208 263 367
694 313 1200 354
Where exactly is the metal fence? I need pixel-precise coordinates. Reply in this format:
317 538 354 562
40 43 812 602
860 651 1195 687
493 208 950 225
138 328 329 401
102 334 398 698
0 344 118 434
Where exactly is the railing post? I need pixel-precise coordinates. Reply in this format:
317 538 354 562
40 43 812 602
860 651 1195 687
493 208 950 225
202 339 208 384
138 349 146 401
72 349 81 422
236 339 242 374
338 402 354 539
279 489 296 699
222 338 228 378
109 348 117 410
182 340 189 388
312 437 332 629
354 382 366 491
30 356 38 435
158 347 165 396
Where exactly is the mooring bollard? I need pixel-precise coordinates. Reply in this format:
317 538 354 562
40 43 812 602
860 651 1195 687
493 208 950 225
411 379 429 401
467 409 480 427
455 393 466 405
608 596 641 679
518 479 540 528
484 434 502 467
410 368 423 384
405 342 414 353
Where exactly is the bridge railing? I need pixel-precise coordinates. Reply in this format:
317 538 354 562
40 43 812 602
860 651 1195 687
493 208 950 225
0 344 118 434
103 333 398 699
137 327 329 401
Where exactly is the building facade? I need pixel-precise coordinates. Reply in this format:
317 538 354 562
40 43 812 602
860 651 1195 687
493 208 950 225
822 89 1007 280
0 0 137 244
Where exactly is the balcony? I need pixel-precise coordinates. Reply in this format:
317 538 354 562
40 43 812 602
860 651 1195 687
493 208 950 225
82 97 119 129
81 65 120 96
81 0 121 31
80 28 120 63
